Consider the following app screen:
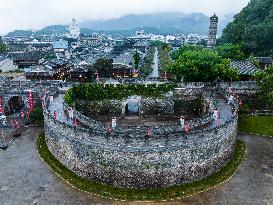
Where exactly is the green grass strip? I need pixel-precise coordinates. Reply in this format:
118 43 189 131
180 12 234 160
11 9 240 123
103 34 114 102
239 116 273 137
37 133 246 202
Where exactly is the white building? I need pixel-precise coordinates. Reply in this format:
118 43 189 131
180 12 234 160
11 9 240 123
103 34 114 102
0 57 18 72
69 18 80 38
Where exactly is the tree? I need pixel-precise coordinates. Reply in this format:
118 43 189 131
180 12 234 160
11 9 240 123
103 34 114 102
255 64 273 110
168 46 238 82
93 58 113 78
30 107 44 124
133 50 141 69
0 37 6 53
221 0 273 55
216 44 247 60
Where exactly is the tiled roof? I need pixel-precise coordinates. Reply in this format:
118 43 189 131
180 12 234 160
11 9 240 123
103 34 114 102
8 51 44 61
256 57 273 64
231 60 260 76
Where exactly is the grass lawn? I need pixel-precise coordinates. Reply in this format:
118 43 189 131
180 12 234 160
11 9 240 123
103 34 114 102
238 116 273 137
37 133 246 202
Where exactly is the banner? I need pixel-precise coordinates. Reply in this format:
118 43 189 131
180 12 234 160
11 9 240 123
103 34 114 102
54 110 57 123
111 117 117 129
180 116 185 129
0 96 2 114
28 90 34 113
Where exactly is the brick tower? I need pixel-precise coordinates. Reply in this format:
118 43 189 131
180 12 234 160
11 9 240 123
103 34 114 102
208 13 218 47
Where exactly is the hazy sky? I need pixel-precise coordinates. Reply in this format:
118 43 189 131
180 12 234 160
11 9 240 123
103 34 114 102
0 0 250 34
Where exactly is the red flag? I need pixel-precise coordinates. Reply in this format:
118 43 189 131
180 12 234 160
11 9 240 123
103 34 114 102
218 111 221 128
21 110 25 118
164 70 167 81
183 122 191 133
73 118 78 127
26 111 30 120
239 100 243 108
147 127 153 136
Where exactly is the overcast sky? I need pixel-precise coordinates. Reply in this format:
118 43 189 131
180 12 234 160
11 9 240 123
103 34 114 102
0 0 250 34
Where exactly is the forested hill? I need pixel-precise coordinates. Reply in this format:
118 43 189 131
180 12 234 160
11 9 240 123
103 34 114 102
221 0 273 56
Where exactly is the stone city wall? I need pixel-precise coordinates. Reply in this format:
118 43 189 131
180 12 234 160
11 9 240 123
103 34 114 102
44 108 237 189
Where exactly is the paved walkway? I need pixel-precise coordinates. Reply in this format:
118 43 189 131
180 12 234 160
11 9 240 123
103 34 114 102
0 129 272 205
47 91 234 132
149 47 159 78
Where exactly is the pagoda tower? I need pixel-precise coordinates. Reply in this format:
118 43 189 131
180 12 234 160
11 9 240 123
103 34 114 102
208 13 218 47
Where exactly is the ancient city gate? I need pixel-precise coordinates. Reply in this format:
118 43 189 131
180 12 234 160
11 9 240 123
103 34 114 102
0 81 59 115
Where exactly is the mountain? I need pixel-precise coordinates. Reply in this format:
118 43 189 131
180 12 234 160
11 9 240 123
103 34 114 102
35 25 69 35
80 12 211 35
6 12 234 37
222 0 273 55
6 30 34 37
218 14 235 35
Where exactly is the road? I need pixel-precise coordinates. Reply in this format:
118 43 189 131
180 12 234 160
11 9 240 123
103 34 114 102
149 47 159 78
0 128 272 205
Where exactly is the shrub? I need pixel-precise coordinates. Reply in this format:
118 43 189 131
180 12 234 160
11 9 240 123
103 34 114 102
30 107 44 124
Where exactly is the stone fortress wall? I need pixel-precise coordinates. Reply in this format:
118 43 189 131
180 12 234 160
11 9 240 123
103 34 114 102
0 80 61 109
44 83 239 189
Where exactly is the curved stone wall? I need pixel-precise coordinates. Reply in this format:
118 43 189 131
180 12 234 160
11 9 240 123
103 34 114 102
44 108 237 188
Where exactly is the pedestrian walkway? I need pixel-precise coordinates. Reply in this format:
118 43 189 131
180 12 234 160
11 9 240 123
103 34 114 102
149 47 159 78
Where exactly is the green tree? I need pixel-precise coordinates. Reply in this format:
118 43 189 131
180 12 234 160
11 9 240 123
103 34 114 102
133 50 141 69
93 58 113 78
221 0 273 55
168 46 238 82
216 44 247 60
255 64 273 110
30 107 44 124
0 37 6 53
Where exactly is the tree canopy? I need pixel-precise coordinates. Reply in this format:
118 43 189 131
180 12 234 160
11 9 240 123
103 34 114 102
93 58 113 78
133 50 141 69
221 0 273 56
0 37 6 53
216 44 247 60
168 45 238 82
255 65 273 110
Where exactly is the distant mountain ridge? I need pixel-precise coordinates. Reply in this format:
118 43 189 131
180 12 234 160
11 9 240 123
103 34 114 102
80 12 210 35
6 12 234 37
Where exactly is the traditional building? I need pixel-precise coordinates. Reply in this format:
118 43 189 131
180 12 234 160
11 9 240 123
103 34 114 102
208 13 218 47
69 18 80 39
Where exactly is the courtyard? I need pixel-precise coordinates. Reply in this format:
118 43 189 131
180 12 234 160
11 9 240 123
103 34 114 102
0 127 272 205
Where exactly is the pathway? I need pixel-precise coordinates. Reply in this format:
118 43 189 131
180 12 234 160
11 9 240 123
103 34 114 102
47 90 234 132
0 129 272 204
149 47 159 78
